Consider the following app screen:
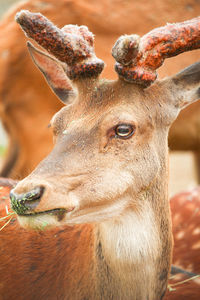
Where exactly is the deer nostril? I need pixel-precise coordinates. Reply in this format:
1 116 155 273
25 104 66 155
10 186 44 215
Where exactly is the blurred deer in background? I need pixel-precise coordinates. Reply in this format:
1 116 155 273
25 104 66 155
165 187 200 299
0 0 200 179
0 11 199 300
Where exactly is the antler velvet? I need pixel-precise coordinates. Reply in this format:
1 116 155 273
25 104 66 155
16 11 200 87
112 17 200 87
16 10 104 80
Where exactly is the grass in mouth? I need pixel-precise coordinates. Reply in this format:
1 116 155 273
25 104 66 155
0 206 16 231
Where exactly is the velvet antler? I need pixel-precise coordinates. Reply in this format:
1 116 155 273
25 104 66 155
15 10 104 80
112 17 200 87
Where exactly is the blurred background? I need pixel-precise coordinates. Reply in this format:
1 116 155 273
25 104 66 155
0 0 20 17
0 0 200 196
0 0 22 164
0 0 20 148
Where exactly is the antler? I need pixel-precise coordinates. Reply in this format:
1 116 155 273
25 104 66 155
112 17 200 87
15 10 104 80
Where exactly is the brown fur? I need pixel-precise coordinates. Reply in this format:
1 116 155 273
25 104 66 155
0 0 200 179
1 183 200 299
165 187 200 299
0 189 94 300
170 187 200 273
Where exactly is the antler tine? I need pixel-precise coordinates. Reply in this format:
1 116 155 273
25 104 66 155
16 10 104 80
112 17 200 87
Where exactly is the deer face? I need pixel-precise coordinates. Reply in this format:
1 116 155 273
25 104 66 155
11 79 165 228
10 11 200 229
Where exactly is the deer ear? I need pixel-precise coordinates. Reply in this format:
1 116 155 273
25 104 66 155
167 61 200 110
27 42 75 103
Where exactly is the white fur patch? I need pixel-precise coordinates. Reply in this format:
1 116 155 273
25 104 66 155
98 203 161 264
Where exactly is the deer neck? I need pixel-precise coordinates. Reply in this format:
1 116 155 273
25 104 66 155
94 177 172 300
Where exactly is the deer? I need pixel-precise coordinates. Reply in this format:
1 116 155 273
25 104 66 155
0 10 200 300
0 0 200 180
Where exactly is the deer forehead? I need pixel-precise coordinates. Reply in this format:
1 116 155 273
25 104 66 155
50 80 157 135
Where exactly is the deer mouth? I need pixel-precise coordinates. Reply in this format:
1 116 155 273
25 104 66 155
18 207 75 220
18 208 65 216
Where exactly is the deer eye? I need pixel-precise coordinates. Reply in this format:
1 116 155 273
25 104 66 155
115 124 135 139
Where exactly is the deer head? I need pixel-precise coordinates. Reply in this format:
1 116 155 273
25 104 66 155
11 11 200 225
9 11 200 299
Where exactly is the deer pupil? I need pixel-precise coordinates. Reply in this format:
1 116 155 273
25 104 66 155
115 124 133 137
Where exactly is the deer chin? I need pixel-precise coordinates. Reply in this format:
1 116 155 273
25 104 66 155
18 213 63 230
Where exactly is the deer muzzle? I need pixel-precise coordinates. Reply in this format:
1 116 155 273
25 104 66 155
10 186 44 215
